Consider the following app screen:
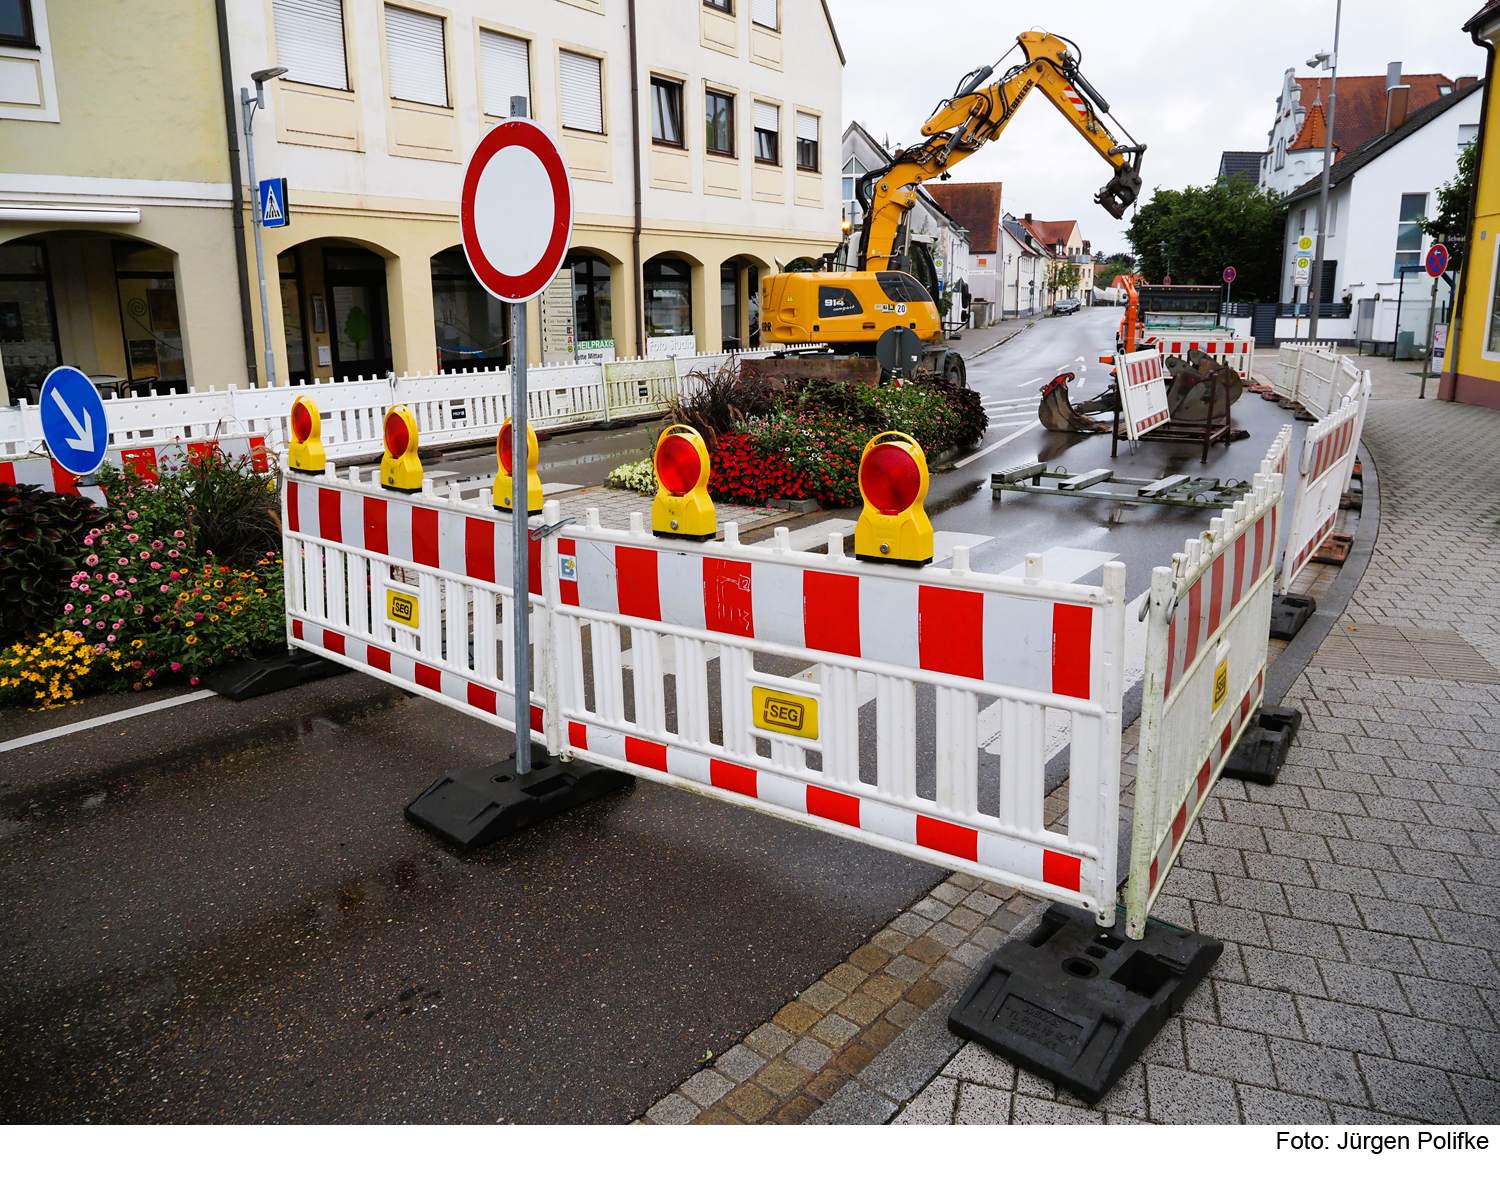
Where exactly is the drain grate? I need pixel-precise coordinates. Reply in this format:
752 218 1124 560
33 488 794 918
1313 623 1500 684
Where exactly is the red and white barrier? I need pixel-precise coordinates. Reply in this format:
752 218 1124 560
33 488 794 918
1127 450 1286 939
1144 334 1255 378
1278 382 1366 594
0 434 270 504
279 466 1130 923
1117 347 1170 440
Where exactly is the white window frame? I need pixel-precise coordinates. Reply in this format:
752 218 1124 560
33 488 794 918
794 109 820 173
272 0 351 92
0 0 59 123
753 99 780 165
1481 234 1500 361
558 47 605 136
752 0 779 30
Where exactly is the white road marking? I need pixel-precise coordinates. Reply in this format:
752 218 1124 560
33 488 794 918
0 689 218 753
953 421 1041 469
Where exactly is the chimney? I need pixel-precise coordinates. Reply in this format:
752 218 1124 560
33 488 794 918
1385 63 1410 133
1457 75 1479 89
1024 213 1032 222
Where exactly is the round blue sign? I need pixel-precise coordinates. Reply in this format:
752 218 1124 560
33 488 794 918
1425 244 1449 278
38 366 109 475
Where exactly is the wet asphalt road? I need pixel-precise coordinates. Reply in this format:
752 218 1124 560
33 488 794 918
0 309 1302 1123
0 680 940 1122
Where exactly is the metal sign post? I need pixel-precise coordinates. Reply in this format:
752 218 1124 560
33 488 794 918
510 297 531 771
1419 244 1449 401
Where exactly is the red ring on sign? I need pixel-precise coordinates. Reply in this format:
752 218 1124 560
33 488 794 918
460 119 573 303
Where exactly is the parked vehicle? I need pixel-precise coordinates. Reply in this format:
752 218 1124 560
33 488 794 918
1054 298 1082 315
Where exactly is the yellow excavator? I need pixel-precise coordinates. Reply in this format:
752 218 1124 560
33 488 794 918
755 31 1145 386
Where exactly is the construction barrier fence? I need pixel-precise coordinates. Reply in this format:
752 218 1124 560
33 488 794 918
0 433 270 504
1117 347 1170 440
1143 334 1256 378
1278 375 1369 593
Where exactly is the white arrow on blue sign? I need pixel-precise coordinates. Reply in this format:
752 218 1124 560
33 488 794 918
39 366 108 475
259 177 289 229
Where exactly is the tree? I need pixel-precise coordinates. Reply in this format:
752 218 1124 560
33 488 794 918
1095 253 1137 289
1046 260 1082 296
1418 141 1477 266
1125 173 1286 301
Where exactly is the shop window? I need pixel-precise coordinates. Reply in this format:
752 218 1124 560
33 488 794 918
432 247 509 372
279 250 308 383
567 251 612 346
385 5 448 107
323 247 392 380
747 264 759 347
720 261 741 351
273 0 349 91
0 239 59 401
0 0 36 49
113 241 184 393
705 90 734 156
644 256 692 339
651 77 683 147
796 111 819 172
480 29 529 118
1394 193 1427 277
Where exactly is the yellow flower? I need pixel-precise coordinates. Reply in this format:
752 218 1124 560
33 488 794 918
185 636 197 645
209 615 220 622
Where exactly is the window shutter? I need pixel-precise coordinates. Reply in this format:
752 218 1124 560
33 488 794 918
753 0 779 29
385 6 447 106
559 50 604 134
796 111 818 142
480 29 529 117
753 101 779 132
272 0 348 90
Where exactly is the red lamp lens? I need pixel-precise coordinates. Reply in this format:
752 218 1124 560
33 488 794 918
291 401 312 443
656 434 701 496
384 412 410 458
862 444 920 514
498 422 514 475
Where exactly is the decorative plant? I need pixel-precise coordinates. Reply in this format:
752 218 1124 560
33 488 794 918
0 483 108 647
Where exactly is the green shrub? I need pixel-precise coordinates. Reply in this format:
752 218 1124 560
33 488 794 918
0 484 108 647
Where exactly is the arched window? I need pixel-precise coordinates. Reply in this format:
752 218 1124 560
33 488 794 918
1274 137 1286 171
567 251 612 345
431 246 507 373
644 256 692 339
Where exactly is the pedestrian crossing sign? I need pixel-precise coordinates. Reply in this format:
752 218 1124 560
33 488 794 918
258 177 289 228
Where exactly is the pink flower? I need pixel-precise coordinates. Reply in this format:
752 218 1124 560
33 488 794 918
150 562 161 570
170 662 181 672
85 554 99 566
151 540 163 551
63 604 73 612
167 550 179 558
128 577 137 584
132 682 142 692
139 551 149 560
134 606 144 615
146 668 156 678
158 585 169 593
173 530 184 538
106 634 116 642
95 621 105 630
127 533 139 543
82 605 91 614
117 558 128 566
194 612 203 622
100 592 112 601
190 676 199 685
127 510 139 520
169 571 181 580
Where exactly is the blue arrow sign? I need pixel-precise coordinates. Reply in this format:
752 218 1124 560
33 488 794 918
39 366 108 476
258 177 289 228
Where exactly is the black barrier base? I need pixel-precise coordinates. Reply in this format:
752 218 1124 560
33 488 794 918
404 747 633 851
948 903 1222 1105
1223 706 1302 784
206 649 349 701
1269 593 1317 640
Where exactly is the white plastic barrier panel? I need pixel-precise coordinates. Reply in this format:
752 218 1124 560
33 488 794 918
1144 334 1255 377
1117 347 1169 440
550 517 1128 921
1294 348 1341 419
1272 344 1302 402
1127 466 1285 938
1278 391 1364 593
281 469 552 746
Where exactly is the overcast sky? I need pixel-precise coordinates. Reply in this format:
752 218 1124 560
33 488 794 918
824 0 1489 256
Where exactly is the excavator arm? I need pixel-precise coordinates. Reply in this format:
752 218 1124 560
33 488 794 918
858 30 1145 271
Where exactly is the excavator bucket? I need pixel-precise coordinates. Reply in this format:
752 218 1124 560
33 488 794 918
1037 369 1108 434
1164 350 1243 423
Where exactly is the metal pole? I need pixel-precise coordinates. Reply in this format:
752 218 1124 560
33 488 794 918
242 87 277 388
1308 0 1342 344
510 93 532 777
1419 275 1438 399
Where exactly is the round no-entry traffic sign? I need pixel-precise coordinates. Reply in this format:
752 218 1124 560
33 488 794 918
1425 243 1449 278
461 119 573 304
1223 266 1237 284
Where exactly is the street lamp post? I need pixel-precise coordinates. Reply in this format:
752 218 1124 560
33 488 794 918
242 66 288 389
1307 0 1343 343
1158 239 1171 285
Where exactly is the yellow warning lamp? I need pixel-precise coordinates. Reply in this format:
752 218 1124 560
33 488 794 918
651 425 715 541
287 394 326 474
493 417 543 513
379 405 423 493
854 431 932 566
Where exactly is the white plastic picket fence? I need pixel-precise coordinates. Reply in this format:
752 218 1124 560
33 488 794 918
1143 333 1255 378
1127 449 1287 939
279 466 1130 922
1117 347 1169 440
1278 376 1369 593
0 349 774 464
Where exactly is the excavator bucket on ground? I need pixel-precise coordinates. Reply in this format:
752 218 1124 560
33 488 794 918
1164 349 1243 423
1037 369 1108 434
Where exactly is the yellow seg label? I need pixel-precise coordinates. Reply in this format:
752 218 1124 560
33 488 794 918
752 685 819 739
1212 657 1229 713
387 588 420 628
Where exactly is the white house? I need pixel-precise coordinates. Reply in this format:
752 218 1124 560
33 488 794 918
1280 80 1481 347
999 215 1046 319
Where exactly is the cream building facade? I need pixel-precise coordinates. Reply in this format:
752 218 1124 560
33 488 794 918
0 1 843 404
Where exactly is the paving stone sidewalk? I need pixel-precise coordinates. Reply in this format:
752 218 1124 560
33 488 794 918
886 373 1500 1124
